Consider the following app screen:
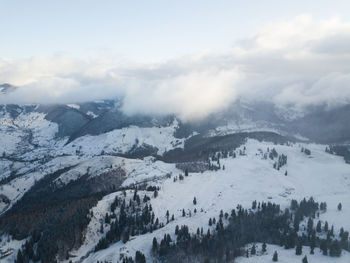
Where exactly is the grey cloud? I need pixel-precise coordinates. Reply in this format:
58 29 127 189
1 15 350 121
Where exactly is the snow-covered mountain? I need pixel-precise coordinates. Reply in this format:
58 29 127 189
1 99 350 263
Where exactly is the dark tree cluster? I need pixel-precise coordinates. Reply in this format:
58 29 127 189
269 148 278 159
95 189 169 252
95 250 145 263
301 147 311 155
207 150 235 171
3 167 105 263
325 145 350 164
151 198 349 263
273 154 287 170
207 157 221 171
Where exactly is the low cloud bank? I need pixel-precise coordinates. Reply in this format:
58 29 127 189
1 15 350 121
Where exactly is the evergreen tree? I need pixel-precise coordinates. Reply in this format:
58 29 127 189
329 240 342 257
272 251 278 262
310 232 316 254
262 242 267 253
338 203 342 211
324 221 329 232
316 220 322 232
105 213 110 224
307 217 313 234
302 255 308 263
251 244 256 255
193 197 197 205
296 242 302 255
15 250 24 263
152 237 158 253
135 251 146 263
252 200 257 210
166 210 169 223
320 240 328 255
122 230 130 243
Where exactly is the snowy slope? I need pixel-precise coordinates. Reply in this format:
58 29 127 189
1 102 350 263
53 155 178 187
59 121 184 157
237 243 350 263
73 140 350 263
0 108 184 215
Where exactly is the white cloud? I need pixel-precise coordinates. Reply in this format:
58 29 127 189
1 15 350 120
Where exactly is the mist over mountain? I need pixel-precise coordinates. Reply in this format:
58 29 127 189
1 6 350 263
1 15 350 122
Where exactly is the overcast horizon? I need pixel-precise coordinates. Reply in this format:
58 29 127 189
1 1 350 120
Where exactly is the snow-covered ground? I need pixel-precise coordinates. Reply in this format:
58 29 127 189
59 121 184 157
237 243 350 263
0 234 27 263
53 155 178 187
207 119 282 137
76 140 350 263
1 105 350 263
0 109 184 214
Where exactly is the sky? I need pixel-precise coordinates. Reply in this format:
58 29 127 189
1 1 350 120
1 0 350 61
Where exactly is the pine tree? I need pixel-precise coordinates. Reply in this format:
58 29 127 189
310 232 316 254
324 221 329 232
135 251 146 263
166 210 169 223
15 250 24 263
105 213 110 224
262 242 267 253
182 209 185 217
338 202 342 211
152 237 158 253
316 220 322 232
193 197 197 205
175 225 179 235
272 251 278 262
320 239 328 255
329 240 342 257
302 255 308 263
252 200 257 210
296 242 302 255
251 244 256 255
307 217 313 234
122 230 130 243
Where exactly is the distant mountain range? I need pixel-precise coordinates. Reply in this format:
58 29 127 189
1 94 350 263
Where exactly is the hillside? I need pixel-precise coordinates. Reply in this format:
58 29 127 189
0 101 350 263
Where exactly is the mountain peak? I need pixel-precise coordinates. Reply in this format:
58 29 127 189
0 83 17 94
